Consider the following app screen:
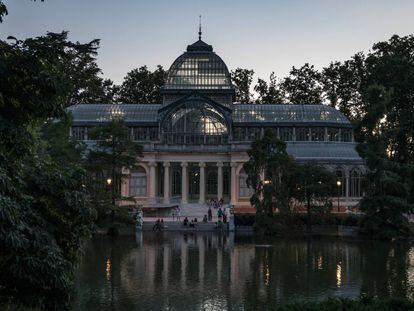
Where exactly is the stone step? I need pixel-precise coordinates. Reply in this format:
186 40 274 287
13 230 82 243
142 221 227 231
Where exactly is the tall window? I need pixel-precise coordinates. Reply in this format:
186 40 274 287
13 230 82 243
247 127 261 141
149 127 159 140
349 169 361 197
207 171 217 195
132 127 147 141
296 127 309 141
341 129 352 142
172 169 181 196
239 169 253 198
328 128 340 141
279 127 293 141
72 127 86 140
233 127 246 141
310 127 325 141
129 167 147 197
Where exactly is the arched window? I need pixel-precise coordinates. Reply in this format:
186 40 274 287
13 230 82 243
162 101 228 145
349 169 361 197
129 167 147 197
239 169 254 198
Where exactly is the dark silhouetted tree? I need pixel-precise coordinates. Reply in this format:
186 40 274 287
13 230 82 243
231 68 254 102
281 63 323 104
254 72 285 104
119 65 166 103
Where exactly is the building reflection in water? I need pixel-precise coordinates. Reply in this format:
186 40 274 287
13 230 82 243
73 233 414 310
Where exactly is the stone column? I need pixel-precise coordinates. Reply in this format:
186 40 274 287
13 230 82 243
230 162 238 206
217 162 223 201
163 162 170 204
181 162 188 204
198 162 206 204
148 162 157 204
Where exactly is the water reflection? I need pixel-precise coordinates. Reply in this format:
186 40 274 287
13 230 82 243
74 233 414 310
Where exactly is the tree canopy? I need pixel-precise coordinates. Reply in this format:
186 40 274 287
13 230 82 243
0 32 96 309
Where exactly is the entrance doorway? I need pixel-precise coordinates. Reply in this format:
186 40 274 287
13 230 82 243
188 165 199 201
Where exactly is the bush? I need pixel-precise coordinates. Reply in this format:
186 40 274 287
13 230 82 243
235 214 255 226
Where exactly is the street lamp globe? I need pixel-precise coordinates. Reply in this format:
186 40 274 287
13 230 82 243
107 178 112 185
336 180 342 187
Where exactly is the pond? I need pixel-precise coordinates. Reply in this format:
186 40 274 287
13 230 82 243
73 232 414 310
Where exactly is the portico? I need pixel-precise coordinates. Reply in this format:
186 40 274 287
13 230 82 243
135 155 243 206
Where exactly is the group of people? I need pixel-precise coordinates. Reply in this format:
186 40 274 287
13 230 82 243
207 198 224 209
171 206 181 221
152 219 164 231
183 217 200 228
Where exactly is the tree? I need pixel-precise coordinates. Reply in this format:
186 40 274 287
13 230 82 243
254 72 285 104
0 0 7 22
244 129 296 222
231 68 254 102
86 118 143 221
41 115 86 165
119 65 166 103
281 63 323 104
0 33 96 310
292 163 336 231
356 83 414 239
321 53 366 121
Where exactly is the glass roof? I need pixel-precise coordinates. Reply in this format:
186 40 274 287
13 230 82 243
67 104 161 123
232 104 350 124
164 40 232 90
287 142 360 160
68 104 350 125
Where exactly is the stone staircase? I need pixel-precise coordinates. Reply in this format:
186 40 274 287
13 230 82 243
141 202 231 231
142 221 226 231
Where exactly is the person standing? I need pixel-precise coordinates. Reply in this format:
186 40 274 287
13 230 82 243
217 207 223 219
177 207 181 221
208 207 212 221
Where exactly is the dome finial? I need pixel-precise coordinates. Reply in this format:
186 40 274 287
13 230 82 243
198 15 202 40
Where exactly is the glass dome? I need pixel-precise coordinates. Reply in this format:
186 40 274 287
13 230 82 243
162 100 229 144
164 40 232 90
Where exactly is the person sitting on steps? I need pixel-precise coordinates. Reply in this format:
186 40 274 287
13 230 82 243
183 217 189 226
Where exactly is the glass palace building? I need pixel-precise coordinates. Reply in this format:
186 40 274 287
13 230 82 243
68 37 364 213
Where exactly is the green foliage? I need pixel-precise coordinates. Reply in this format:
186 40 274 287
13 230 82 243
41 116 85 165
234 214 256 226
244 129 296 220
244 130 337 234
254 72 285 104
0 32 96 310
0 0 7 23
231 68 254 102
322 53 366 121
119 65 166 103
352 36 414 239
292 163 336 229
281 63 323 104
86 118 143 220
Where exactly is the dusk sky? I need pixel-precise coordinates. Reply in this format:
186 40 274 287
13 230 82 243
2 0 414 84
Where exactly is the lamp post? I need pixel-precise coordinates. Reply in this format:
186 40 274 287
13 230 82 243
336 180 341 213
107 177 115 221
